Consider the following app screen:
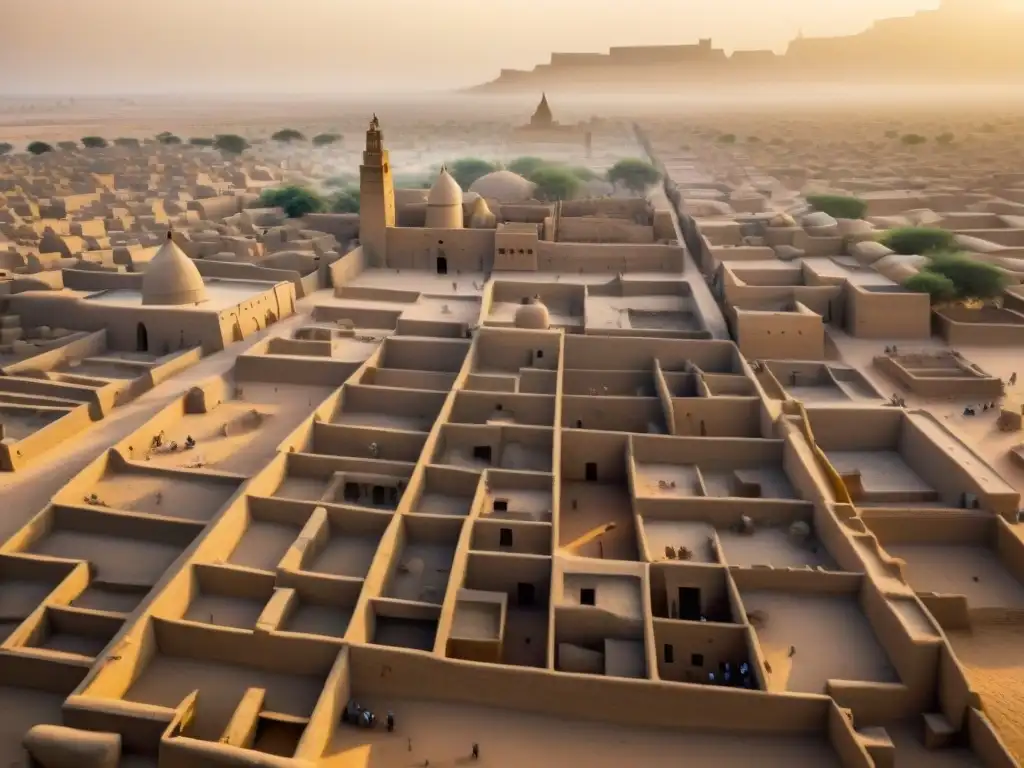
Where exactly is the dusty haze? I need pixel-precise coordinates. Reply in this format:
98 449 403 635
0 0 956 95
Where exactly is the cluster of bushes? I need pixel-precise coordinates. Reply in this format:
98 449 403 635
259 185 360 218
437 156 661 202
884 226 1008 304
805 194 868 220
903 252 1007 304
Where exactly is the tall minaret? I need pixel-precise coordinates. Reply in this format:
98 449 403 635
359 114 395 267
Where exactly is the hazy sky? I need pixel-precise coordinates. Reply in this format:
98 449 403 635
1 0 944 95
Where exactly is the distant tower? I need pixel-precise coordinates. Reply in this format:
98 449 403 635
530 93 555 129
359 114 395 267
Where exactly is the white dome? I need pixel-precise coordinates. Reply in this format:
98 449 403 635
469 170 536 204
514 297 550 330
428 166 463 207
142 235 207 306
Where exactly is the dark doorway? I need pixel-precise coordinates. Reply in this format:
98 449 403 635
473 445 492 464
517 582 536 607
493 499 508 512
679 587 701 621
663 644 674 664
343 482 361 503
436 256 448 275
580 587 596 606
372 485 386 506
499 528 513 547
136 322 149 352
585 462 598 482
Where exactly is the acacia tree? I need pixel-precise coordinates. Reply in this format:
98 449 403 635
57 140 78 151
507 156 548 177
312 133 342 146
330 188 361 213
156 132 182 145
260 186 325 218
925 253 1007 303
213 134 250 155
272 128 306 143
449 158 498 190
27 141 54 156
528 166 581 202
607 158 662 194
81 136 108 148
0 142 12 155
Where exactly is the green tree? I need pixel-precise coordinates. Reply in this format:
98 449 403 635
272 128 306 143
880 227 957 255
312 133 342 146
156 132 182 145
81 136 108 148
189 137 215 147
569 166 599 181
0 142 12 155
259 186 326 218
330 188 361 213
805 194 868 220
57 140 78 151
607 158 662 194
507 156 548 177
214 134 250 155
903 270 957 304
901 133 927 146
113 137 139 147
529 166 581 202
449 158 498 190
936 132 955 146
27 141 54 156
925 253 1007 302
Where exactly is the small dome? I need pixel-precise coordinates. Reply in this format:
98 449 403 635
469 170 536 204
428 166 463 207
514 296 550 330
142 234 207 306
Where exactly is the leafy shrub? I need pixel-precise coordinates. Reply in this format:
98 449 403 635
448 158 498 190
330 188 361 213
607 158 662 194
903 271 957 304
272 128 306 143
213 134 249 154
805 194 868 220
901 133 927 146
0 142 12 155
880 227 957 255
507 156 548 177
81 136 108 149
312 133 342 146
259 186 325 218
925 252 1007 302
528 166 581 202
27 141 54 155
57 140 78 151
568 166 599 181
156 132 182 145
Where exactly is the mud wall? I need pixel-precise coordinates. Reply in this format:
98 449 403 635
845 286 931 339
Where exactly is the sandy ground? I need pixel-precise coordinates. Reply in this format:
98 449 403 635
884 544 1024 609
947 623 1024 765
321 698 841 768
740 592 897 694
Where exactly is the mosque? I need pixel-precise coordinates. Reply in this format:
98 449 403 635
357 116 680 275
5 233 296 355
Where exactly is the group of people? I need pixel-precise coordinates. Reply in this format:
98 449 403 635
150 431 196 452
706 661 756 689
